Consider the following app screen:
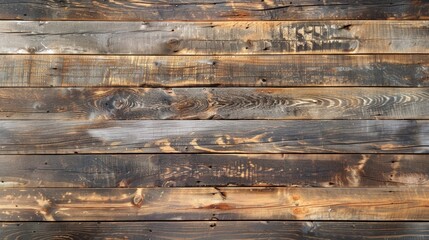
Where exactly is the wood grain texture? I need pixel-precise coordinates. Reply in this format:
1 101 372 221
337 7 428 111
1 87 428 120
0 154 427 188
0 21 427 54
1 55 427 87
0 120 427 154
1 187 428 221
2 221 429 240
0 0 426 21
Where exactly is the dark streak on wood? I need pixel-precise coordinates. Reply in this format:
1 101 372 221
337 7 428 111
0 88 427 120
0 0 426 21
0 120 427 154
0 55 427 87
2 221 429 240
0 21 427 54
0 187 428 221
0 154 427 188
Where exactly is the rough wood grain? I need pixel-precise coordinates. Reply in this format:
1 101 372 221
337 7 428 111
0 154 427 188
1 88 428 120
0 120 427 154
1 187 428 221
2 221 429 240
1 55 427 87
0 0 426 21
0 21 427 54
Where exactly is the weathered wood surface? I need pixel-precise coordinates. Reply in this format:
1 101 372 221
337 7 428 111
0 120 427 154
0 154 427 188
1 187 428 221
2 221 429 240
1 55 427 87
0 0 427 21
1 88 428 120
0 21 427 54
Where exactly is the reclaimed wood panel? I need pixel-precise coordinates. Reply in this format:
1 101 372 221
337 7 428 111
0 120 427 154
0 1 426 21
1 55 427 87
1 187 428 221
2 221 429 240
1 21 428 55
0 154 427 188
1 88 428 120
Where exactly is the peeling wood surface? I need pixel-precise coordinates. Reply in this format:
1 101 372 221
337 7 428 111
2 221 429 240
1 187 428 221
0 120 427 154
0 21 428 54
0 154 427 188
1 87 428 120
0 0 426 21
1 54 427 87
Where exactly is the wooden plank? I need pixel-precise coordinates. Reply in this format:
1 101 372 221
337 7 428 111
1 87 428 120
0 120 427 154
2 221 429 240
0 21 427 55
0 154 427 188
1 55 427 87
0 187 428 221
0 0 426 21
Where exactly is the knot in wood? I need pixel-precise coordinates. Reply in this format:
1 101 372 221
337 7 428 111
132 194 144 207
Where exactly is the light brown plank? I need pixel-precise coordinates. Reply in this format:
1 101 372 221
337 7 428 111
0 88 427 120
0 154 427 188
0 0 426 21
0 120 427 154
2 221 429 240
1 55 427 87
0 21 427 54
1 187 428 221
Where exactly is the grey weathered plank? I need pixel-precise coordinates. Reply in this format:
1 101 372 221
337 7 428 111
0 120 427 154
1 88 428 120
1 187 428 221
0 154 427 188
1 55 427 87
0 21 427 54
2 221 429 240
0 0 426 21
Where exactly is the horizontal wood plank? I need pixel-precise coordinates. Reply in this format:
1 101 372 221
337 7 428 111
1 55 427 87
0 120 427 154
0 154 427 188
0 0 426 21
2 221 429 240
1 187 428 221
0 21 427 54
1 87 428 120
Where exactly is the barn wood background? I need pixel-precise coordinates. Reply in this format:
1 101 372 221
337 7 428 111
0 0 428 239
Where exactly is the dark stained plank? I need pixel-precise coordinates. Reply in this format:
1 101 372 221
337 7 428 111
0 154 427 188
0 187 428 221
0 120 427 154
2 221 429 240
0 0 426 21
1 88 428 120
0 21 427 54
1 55 427 87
